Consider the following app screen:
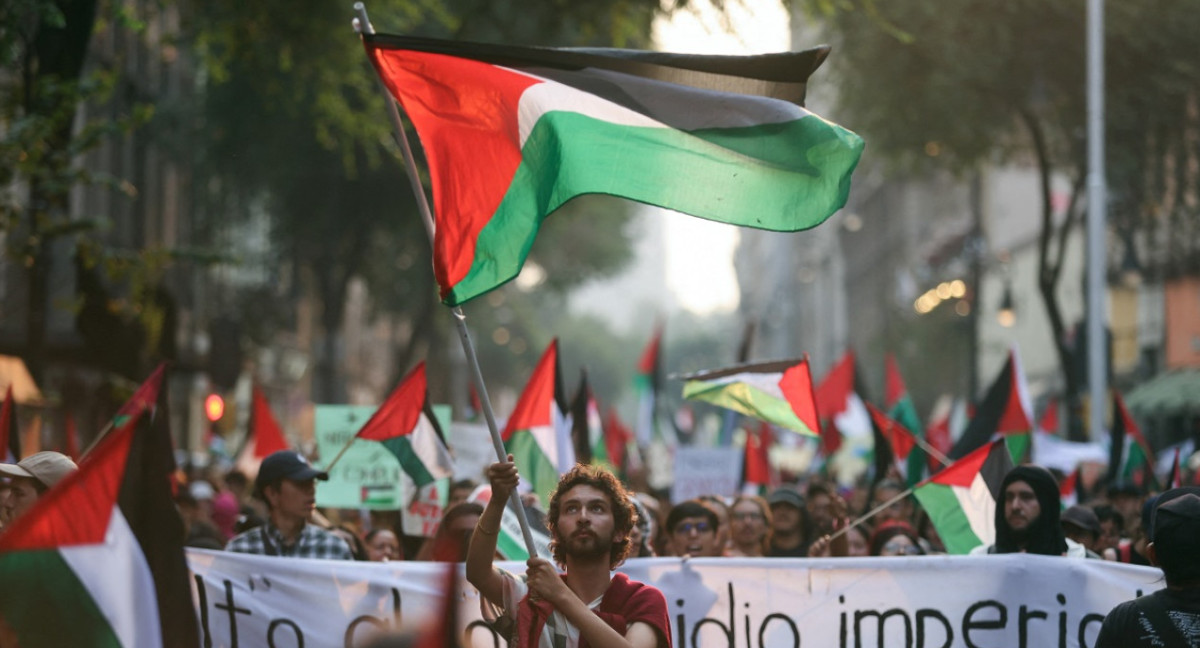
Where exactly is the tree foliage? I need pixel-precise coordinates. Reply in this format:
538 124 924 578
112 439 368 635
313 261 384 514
800 0 1200 431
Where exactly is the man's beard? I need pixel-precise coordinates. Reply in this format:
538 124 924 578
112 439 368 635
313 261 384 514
563 530 611 561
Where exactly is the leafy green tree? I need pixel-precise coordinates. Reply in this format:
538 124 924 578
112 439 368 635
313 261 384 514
800 0 1200 436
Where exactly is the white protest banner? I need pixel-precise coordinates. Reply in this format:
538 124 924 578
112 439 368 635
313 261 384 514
188 550 1162 647
671 447 743 503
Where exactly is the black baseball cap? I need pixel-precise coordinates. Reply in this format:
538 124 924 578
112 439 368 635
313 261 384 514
255 451 329 493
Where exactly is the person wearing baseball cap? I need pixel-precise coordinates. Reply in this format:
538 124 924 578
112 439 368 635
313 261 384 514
224 450 352 559
1095 488 1200 646
0 451 78 530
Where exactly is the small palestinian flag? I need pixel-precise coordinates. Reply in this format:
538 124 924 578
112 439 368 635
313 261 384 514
235 385 292 479
504 340 570 504
867 402 920 486
680 358 819 437
363 35 863 306
886 355 928 486
0 384 198 646
111 363 167 429
949 349 1034 459
570 369 607 468
1108 390 1157 489
355 362 454 488
634 321 664 447
913 438 1016 555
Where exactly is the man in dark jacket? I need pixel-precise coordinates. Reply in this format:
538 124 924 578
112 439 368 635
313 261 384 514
972 465 1085 556
1096 488 1200 646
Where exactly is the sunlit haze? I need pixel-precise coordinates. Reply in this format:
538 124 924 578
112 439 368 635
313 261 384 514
651 0 791 315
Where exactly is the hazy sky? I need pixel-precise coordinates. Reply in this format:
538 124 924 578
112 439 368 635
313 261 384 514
651 0 791 315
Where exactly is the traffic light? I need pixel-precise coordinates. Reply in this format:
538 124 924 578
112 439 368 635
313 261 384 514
204 393 225 422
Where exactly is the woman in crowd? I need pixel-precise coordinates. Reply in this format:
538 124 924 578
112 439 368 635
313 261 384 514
869 520 925 557
365 528 402 562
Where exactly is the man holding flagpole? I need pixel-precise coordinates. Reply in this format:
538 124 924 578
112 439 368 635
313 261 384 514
467 456 671 648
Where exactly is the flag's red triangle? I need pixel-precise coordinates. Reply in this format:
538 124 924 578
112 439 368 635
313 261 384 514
356 362 426 442
996 353 1032 433
743 422 774 486
115 364 166 421
867 402 917 460
250 386 290 458
1059 468 1078 500
814 351 855 454
778 358 819 434
636 322 662 376
0 415 137 551
503 339 558 440
603 407 630 472
929 438 1000 489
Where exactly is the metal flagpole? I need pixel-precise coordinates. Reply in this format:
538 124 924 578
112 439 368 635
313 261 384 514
1085 0 1107 442
352 2 538 558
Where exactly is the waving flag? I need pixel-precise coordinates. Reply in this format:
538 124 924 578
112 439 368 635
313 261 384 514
603 406 634 476
1108 390 1157 489
634 321 664 446
364 35 864 305
570 369 607 468
950 349 1034 459
913 438 1016 555
885 355 927 485
742 421 776 495
355 362 454 488
681 358 819 437
867 402 920 486
235 385 292 479
815 351 871 454
504 340 569 504
0 380 198 646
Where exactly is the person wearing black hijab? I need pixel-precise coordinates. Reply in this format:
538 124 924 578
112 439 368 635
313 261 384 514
973 465 1085 556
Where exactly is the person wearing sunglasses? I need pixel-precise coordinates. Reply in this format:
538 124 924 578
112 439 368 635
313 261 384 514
869 520 926 557
665 500 723 558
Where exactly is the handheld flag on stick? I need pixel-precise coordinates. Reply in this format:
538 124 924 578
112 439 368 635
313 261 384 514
570 369 607 468
0 377 199 646
913 438 1016 555
742 421 776 495
81 363 167 458
362 34 864 305
885 355 929 485
348 362 455 487
680 358 820 437
814 350 872 454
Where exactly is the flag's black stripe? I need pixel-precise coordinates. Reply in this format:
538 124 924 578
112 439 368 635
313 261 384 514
363 33 828 107
950 359 1015 459
979 441 1016 501
678 358 806 382
571 368 593 465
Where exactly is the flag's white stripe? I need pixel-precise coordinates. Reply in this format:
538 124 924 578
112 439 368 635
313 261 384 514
691 373 787 399
60 507 162 648
954 474 997 548
514 68 810 146
835 393 874 440
554 405 575 474
412 414 455 479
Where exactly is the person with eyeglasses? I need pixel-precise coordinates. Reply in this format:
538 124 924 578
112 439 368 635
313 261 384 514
869 520 926 557
726 495 772 557
664 500 723 558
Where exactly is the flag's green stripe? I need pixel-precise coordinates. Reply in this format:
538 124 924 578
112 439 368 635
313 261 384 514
505 431 559 505
913 483 982 555
448 113 863 305
381 437 436 487
0 550 122 647
891 396 926 487
683 380 817 436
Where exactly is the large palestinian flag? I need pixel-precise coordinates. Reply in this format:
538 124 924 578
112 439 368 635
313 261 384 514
355 361 455 488
363 35 864 305
503 340 569 504
681 358 820 437
0 384 198 646
913 438 1016 555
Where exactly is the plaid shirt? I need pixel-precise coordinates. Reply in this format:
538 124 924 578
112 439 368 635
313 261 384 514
225 522 353 560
